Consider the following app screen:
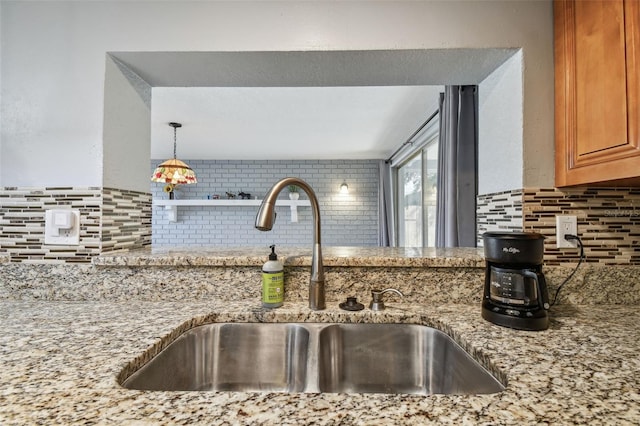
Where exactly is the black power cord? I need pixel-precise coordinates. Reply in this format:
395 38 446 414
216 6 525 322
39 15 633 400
550 234 585 306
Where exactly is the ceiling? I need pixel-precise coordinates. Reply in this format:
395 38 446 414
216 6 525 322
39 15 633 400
112 49 517 160
151 86 442 160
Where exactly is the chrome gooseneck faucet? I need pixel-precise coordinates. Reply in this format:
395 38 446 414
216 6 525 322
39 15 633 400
255 177 325 310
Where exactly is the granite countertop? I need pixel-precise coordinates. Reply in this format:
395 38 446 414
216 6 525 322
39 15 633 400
1 300 638 425
93 246 486 268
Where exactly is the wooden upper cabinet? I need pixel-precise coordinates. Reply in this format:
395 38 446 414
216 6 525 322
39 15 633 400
555 0 640 186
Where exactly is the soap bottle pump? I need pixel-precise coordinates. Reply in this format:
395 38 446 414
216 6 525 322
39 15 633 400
262 244 284 308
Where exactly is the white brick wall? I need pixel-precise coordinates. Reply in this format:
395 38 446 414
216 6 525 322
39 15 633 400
151 160 380 247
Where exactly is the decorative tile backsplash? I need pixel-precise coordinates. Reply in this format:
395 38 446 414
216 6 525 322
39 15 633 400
102 188 152 253
478 187 640 265
0 187 151 263
2 184 639 265
523 188 640 265
476 189 523 243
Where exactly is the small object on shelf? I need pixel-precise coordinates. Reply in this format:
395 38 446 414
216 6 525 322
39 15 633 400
226 192 236 199
212 194 220 199
163 184 175 200
238 191 251 200
288 185 300 200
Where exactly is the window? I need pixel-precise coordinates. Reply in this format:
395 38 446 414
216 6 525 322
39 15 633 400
397 153 423 247
394 117 439 248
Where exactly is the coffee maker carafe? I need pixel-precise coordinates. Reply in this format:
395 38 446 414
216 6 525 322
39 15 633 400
482 232 550 331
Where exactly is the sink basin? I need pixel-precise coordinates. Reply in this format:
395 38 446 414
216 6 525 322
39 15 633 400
121 322 504 395
123 323 309 392
317 323 502 395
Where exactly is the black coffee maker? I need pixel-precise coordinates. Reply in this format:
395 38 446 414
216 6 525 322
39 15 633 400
482 232 550 331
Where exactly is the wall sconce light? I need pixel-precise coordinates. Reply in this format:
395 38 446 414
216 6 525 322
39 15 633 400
151 122 197 186
340 181 349 194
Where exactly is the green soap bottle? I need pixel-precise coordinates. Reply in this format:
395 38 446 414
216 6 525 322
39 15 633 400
262 245 284 308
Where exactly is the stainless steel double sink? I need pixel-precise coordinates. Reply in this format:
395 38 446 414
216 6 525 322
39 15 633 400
121 322 504 395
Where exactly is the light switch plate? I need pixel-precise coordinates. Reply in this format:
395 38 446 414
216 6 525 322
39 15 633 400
45 209 80 245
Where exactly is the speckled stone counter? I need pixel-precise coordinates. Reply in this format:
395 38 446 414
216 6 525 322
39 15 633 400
3 246 639 305
0 300 638 425
93 246 487 267
2 247 640 423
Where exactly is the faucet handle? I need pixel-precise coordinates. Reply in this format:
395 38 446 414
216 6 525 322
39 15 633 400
369 288 404 311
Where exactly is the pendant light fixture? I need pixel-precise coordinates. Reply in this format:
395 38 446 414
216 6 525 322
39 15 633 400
151 122 197 185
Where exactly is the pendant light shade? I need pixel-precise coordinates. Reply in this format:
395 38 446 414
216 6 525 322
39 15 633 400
151 122 197 185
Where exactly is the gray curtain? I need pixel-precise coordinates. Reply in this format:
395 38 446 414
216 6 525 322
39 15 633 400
378 160 393 246
436 86 478 248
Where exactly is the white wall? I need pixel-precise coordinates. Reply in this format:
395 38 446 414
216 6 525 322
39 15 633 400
478 51 524 195
0 3 2 186
0 0 554 188
103 56 151 192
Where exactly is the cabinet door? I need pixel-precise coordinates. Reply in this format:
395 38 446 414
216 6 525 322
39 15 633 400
555 0 640 186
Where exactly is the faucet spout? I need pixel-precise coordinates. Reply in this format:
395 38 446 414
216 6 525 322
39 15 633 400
255 177 325 310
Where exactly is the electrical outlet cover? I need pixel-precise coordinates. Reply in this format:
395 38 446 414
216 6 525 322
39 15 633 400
45 209 80 245
556 215 577 248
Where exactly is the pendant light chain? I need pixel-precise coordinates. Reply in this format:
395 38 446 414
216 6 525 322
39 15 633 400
173 125 177 159
169 121 182 160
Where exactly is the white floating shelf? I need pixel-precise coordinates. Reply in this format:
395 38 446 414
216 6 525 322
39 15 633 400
153 199 311 223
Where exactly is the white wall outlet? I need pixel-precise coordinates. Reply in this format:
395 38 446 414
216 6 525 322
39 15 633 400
556 215 578 248
44 209 80 245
